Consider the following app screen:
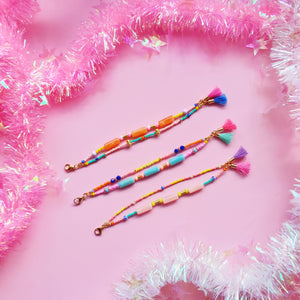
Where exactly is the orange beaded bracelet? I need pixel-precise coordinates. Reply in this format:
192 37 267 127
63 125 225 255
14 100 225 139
64 87 227 172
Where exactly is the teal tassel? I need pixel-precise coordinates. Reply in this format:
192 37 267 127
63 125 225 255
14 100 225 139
213 94 227 106
218 132 233 144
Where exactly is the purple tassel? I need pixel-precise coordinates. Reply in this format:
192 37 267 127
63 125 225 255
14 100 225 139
234 146 248 160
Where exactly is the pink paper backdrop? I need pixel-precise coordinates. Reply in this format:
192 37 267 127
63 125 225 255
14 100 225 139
0 1 299 299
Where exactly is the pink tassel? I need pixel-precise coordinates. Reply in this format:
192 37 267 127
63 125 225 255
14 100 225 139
207 87 222 100
222 119 237 132
236 162 251 175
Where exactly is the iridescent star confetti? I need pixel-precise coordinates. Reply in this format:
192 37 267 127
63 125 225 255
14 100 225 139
0 122 5 132
246 38 268 55
126 36 167 59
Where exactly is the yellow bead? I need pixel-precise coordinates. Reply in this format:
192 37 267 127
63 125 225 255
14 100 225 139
151 201 156 207
177 192 182 197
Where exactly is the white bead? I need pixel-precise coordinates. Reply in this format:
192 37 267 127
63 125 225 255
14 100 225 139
188 183 204 194
162 194 178 204
92 150 97 157
183 109 188 114
137 203 152 215
147 125 151 131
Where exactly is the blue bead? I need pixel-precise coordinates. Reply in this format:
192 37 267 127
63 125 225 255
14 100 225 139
180 145 185 151
124 215 128 220
95 157 99 161
111 178 116 183
169 154 185 166
194 103 198 107
161 186 165 190
193 148 197 153
118 177 135 188
116 175 121 181
212 176 215 181
104 187 109 193
144 165 160 177
174 148 179 154
81 160 85 163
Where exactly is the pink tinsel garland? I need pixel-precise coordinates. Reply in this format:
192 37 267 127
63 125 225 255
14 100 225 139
0 0 39 25
30 0 280 104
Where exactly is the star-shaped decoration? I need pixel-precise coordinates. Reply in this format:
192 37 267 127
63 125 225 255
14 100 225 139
123 274 144 289
141 36 167 53
246 38 268 56
0 122 6 132
126 36 167 59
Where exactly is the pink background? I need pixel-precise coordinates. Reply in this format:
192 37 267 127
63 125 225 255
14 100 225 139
1 0 300 299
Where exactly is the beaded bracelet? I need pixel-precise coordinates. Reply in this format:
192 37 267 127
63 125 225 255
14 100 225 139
73 119 237 205
94 146 250 236
64 87 227 172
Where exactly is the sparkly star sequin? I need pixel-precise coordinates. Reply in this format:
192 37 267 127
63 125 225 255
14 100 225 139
246 38 268 55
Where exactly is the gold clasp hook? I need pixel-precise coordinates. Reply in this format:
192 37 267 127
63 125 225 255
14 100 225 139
94 227 102 236
73 193 88 205
64 164 74 172
94 222 110 236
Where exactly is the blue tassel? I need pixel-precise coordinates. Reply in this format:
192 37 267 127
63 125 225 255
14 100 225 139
218 132 233 145
213 94 227 106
